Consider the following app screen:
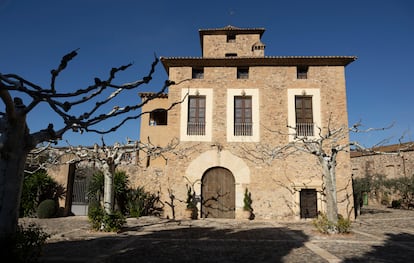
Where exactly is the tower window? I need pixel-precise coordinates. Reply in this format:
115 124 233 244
227 34 236 43
237 67 249 79
297 66 308 79
192 68 204 79
225 53 237 57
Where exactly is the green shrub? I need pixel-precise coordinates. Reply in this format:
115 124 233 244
312 213 335 234
87 170 130 214
127 186 161 217
20 170 65 217
312 213 352 234
88 202 106 230
87 171 105 203
11 223 50 262
185 184 196 209
337 214 352 234
243 188 253 212
391 199 402 209
113 171 129 214
101 211 126 232
353 174 414 210
37 199 58 218
88 203 125 232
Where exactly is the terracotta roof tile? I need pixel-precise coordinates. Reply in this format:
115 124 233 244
138 92 168 99
351 142 414 157
199 25 266 36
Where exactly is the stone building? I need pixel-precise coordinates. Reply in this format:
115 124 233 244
351 143 414 206
351 143 414 180
132 25 357 220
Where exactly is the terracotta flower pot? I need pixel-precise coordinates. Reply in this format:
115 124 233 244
242 209 251 220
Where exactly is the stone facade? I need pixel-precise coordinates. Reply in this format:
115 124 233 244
135 26 356 220
351 143 414 205
48 26 357 220
351 145 414 180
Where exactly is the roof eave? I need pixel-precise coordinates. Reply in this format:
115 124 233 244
160 56 358 72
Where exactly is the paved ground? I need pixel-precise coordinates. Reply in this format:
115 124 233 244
19 206 414 263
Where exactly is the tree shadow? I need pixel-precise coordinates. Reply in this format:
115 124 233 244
343 232 414 262
40 221 319 263
360 207 392 215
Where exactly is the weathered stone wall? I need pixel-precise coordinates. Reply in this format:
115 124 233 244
136 62 353 220
351 150 414 205
351 151 414 179
203 34 263 57
46 28 355 220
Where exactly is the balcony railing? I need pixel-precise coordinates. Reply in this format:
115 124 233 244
296 122 314 137
187 122 205 136
234 122 252 136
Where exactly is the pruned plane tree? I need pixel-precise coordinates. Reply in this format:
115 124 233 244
0 49 176 247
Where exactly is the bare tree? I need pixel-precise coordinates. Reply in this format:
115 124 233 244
237 117 396 231
63 136 185 215
62 139 132 215
0 50 176 246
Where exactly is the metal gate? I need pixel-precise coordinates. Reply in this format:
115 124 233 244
72 177 89 215
201 167 235 218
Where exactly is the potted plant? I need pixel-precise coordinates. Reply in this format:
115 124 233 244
185 184 198 219
243 188 253 220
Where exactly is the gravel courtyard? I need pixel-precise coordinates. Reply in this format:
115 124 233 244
20 206 414 263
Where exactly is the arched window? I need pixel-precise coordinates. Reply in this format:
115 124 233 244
149 109 167 126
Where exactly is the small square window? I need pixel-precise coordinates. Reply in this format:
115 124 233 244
237 67 249 79
192 68 204 79
227 34 236 43
225 53 238 57
225 53 237 57
149 109 168 126
297 66 308 79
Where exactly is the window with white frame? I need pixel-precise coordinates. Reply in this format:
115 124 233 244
234 96 252 136
180 88 212 141
295 95 313 136
287 89 321 141
227 89 259 142
187 95 206 136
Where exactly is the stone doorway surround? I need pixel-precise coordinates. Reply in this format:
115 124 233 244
184 150 250 219
201 167 235 218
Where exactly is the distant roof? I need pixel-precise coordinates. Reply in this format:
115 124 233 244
351 142 414 157
138 92 168 99
199 25 266 37
160 56 357 72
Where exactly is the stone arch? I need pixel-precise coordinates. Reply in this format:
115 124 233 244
184 150 250 213
201 166 235 218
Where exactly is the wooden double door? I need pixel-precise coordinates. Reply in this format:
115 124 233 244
201 167 235 218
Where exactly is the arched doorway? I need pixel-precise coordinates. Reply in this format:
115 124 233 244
201 167 235 218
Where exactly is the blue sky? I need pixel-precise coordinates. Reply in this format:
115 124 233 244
1 0 413 147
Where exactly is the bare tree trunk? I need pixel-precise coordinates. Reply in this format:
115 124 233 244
103 160 115 214
0 116 29 248
320 157 338 224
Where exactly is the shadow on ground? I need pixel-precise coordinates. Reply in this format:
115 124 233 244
360 207 392 215
41 222 320 263
342 232 414 263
